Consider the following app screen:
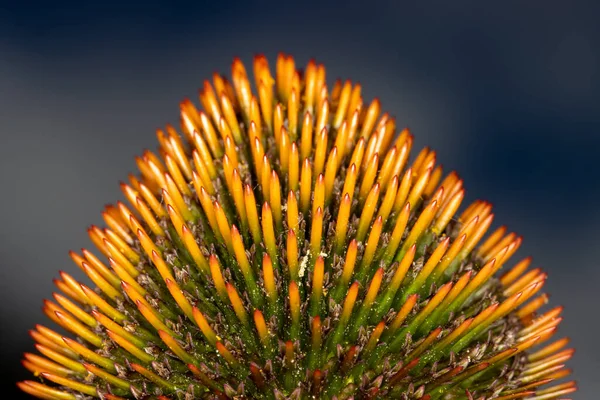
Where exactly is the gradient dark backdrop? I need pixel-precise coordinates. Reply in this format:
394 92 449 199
1 1 598 398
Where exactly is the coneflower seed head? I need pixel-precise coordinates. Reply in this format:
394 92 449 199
18 54 576 400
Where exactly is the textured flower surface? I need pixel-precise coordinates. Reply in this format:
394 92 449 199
18 54 575 400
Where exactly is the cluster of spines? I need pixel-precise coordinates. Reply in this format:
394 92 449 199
18 54 575 400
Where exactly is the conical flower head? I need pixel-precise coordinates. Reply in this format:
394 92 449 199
18 54 575 400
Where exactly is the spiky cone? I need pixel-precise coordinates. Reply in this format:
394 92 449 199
18 54 576 400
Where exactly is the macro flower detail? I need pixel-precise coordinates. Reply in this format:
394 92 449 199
18 54 575 399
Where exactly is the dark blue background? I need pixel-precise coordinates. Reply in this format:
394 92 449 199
1 1 598 398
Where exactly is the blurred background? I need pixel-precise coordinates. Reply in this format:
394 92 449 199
0 1 598 398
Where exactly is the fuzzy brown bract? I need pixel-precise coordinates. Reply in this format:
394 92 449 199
18 54 575 400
